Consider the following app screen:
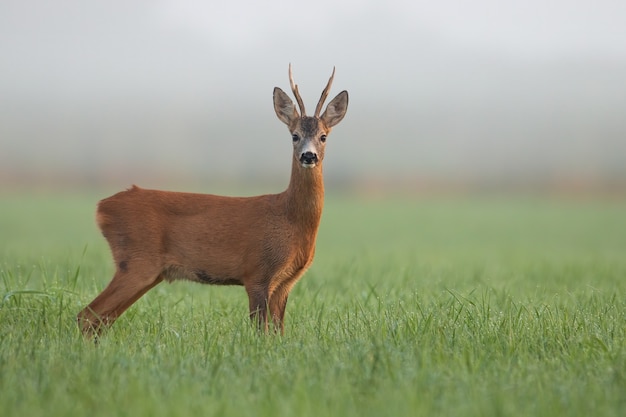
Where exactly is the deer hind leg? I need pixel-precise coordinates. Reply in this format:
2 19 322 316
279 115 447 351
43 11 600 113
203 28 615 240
77 263 163 337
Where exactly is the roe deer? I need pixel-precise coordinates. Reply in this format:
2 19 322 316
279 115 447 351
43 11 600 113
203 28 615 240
77 65 348 337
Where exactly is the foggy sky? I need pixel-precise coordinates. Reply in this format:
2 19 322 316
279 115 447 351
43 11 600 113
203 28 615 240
1 0 625 191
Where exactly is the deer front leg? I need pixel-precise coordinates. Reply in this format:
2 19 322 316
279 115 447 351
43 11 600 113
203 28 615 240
245 282 270 333
269 290 289 335
269 277 301 335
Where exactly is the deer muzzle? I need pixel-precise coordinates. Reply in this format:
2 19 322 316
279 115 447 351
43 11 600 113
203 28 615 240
299 151 319 167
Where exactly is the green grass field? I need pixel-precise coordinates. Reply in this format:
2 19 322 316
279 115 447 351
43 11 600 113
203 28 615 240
1 191 625 417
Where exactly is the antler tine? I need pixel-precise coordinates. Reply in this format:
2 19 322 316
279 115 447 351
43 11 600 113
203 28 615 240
314 66 336 117
289 63 306 116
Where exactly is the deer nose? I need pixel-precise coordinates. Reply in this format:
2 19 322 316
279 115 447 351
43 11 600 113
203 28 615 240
300 151 318 165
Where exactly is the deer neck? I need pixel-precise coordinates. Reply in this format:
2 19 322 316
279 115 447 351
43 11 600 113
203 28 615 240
282 159 325 228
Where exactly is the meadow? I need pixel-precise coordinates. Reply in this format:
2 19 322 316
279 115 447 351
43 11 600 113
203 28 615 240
1 190 625 417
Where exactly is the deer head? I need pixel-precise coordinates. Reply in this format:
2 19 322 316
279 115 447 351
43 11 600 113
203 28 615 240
273 65 349 168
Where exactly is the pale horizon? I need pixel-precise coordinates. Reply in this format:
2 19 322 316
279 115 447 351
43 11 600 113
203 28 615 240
1 1 625 193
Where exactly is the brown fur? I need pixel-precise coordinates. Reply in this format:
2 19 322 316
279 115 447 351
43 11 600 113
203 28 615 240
77 67 348 337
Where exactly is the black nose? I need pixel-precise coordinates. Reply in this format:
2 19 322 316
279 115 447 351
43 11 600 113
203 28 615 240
300 151 318 164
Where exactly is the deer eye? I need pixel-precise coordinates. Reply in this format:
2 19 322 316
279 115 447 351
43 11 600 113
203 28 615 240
292 133 299 142
320 135 327 143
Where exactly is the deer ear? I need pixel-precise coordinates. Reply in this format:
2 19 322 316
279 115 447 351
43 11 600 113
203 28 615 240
321 90 348 128
273 87 299 126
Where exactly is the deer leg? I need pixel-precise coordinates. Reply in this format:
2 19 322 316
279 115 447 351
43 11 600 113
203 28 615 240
77 268 163 337
244 283 269 333
269 290 289 335
269 269 305 334
269 278 301 334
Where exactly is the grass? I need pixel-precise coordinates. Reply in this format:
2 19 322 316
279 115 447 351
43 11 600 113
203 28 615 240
1 190 625 416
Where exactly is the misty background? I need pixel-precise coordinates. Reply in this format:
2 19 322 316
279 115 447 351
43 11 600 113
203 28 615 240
1 0 625 193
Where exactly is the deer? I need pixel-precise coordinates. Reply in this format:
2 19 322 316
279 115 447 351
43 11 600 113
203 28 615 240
77 65 348 337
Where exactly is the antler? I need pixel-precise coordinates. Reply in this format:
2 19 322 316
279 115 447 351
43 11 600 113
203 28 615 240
314 67 335 117
289 63 306 116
